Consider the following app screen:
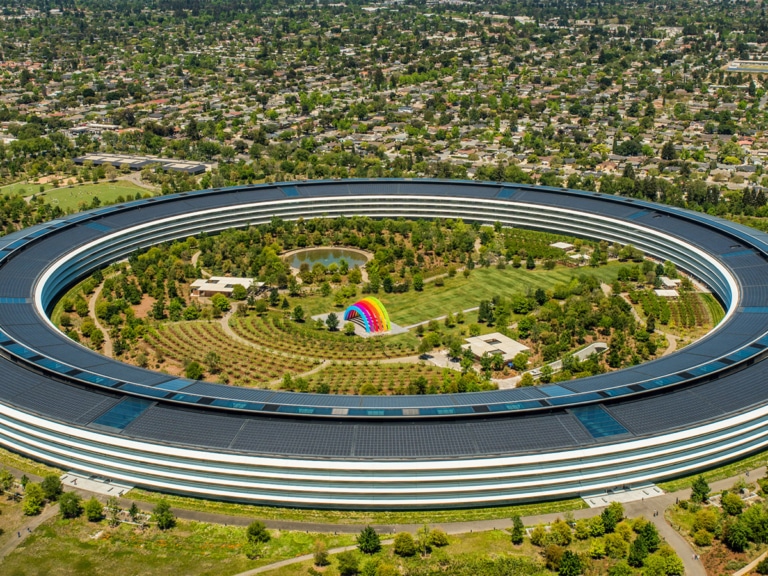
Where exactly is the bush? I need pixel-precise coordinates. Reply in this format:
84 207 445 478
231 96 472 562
185 360 204 380
246 520 271 543
337 550 360 576
756 557 768 575
693 507 718 533
393 532 417 557
84 497 103 521
722 491 744 516
429 528 449 547
693 529 713 547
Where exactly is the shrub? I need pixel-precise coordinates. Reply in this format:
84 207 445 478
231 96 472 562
429 528 449 547
246 520 271 543
722 491 744 516
393 532 417 557
756 557 768 575
337 550 360 576
693 507 718 533
84 497 103 521
693 529 713 547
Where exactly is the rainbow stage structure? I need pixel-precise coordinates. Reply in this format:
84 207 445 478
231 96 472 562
343 297 391 333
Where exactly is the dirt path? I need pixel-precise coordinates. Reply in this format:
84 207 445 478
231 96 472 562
88 282 113 357
0 503 59 562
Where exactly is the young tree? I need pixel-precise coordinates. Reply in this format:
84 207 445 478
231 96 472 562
638 521 660 553
0 468 13 493
344 322 356 336
84 497 104 521
40 474 63 501
326 312 339 331
59 491 83 519
691 475 710 503
313 540 330 566
254 299 268 315
107 495 120 527
558 550 583 576
416 524 432 557
601 501 624 533
293 305 305 323
357 525 381 554
185 360 204 380
231 284 247 300
22 483 45 516
724 519 750 552
152 499 176 530
211 293 230 313
246 520 271 544
337 550 360 576
518 372 535 387
511 515 525 544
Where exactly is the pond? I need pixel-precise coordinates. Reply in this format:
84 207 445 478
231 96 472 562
286 247 369 270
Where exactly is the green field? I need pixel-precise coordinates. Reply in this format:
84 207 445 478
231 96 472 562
0 180 61 197
38 181 152 211
376 262 626 326
1 515 355 576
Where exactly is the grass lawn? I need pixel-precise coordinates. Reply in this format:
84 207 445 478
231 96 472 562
377 261 626 326
124 487 586 525
0 181 55 196
1 516 355 576
0 491 26 552
37 181 151 212
658 445 768 493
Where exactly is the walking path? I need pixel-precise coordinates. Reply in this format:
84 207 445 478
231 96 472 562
0 503 59 561
233 540 395 576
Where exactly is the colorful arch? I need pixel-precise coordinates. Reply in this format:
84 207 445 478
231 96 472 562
343 297 391 333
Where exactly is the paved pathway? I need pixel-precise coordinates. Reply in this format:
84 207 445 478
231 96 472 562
0 503 60 561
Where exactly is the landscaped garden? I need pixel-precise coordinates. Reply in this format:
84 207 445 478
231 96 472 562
52 216 722 393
